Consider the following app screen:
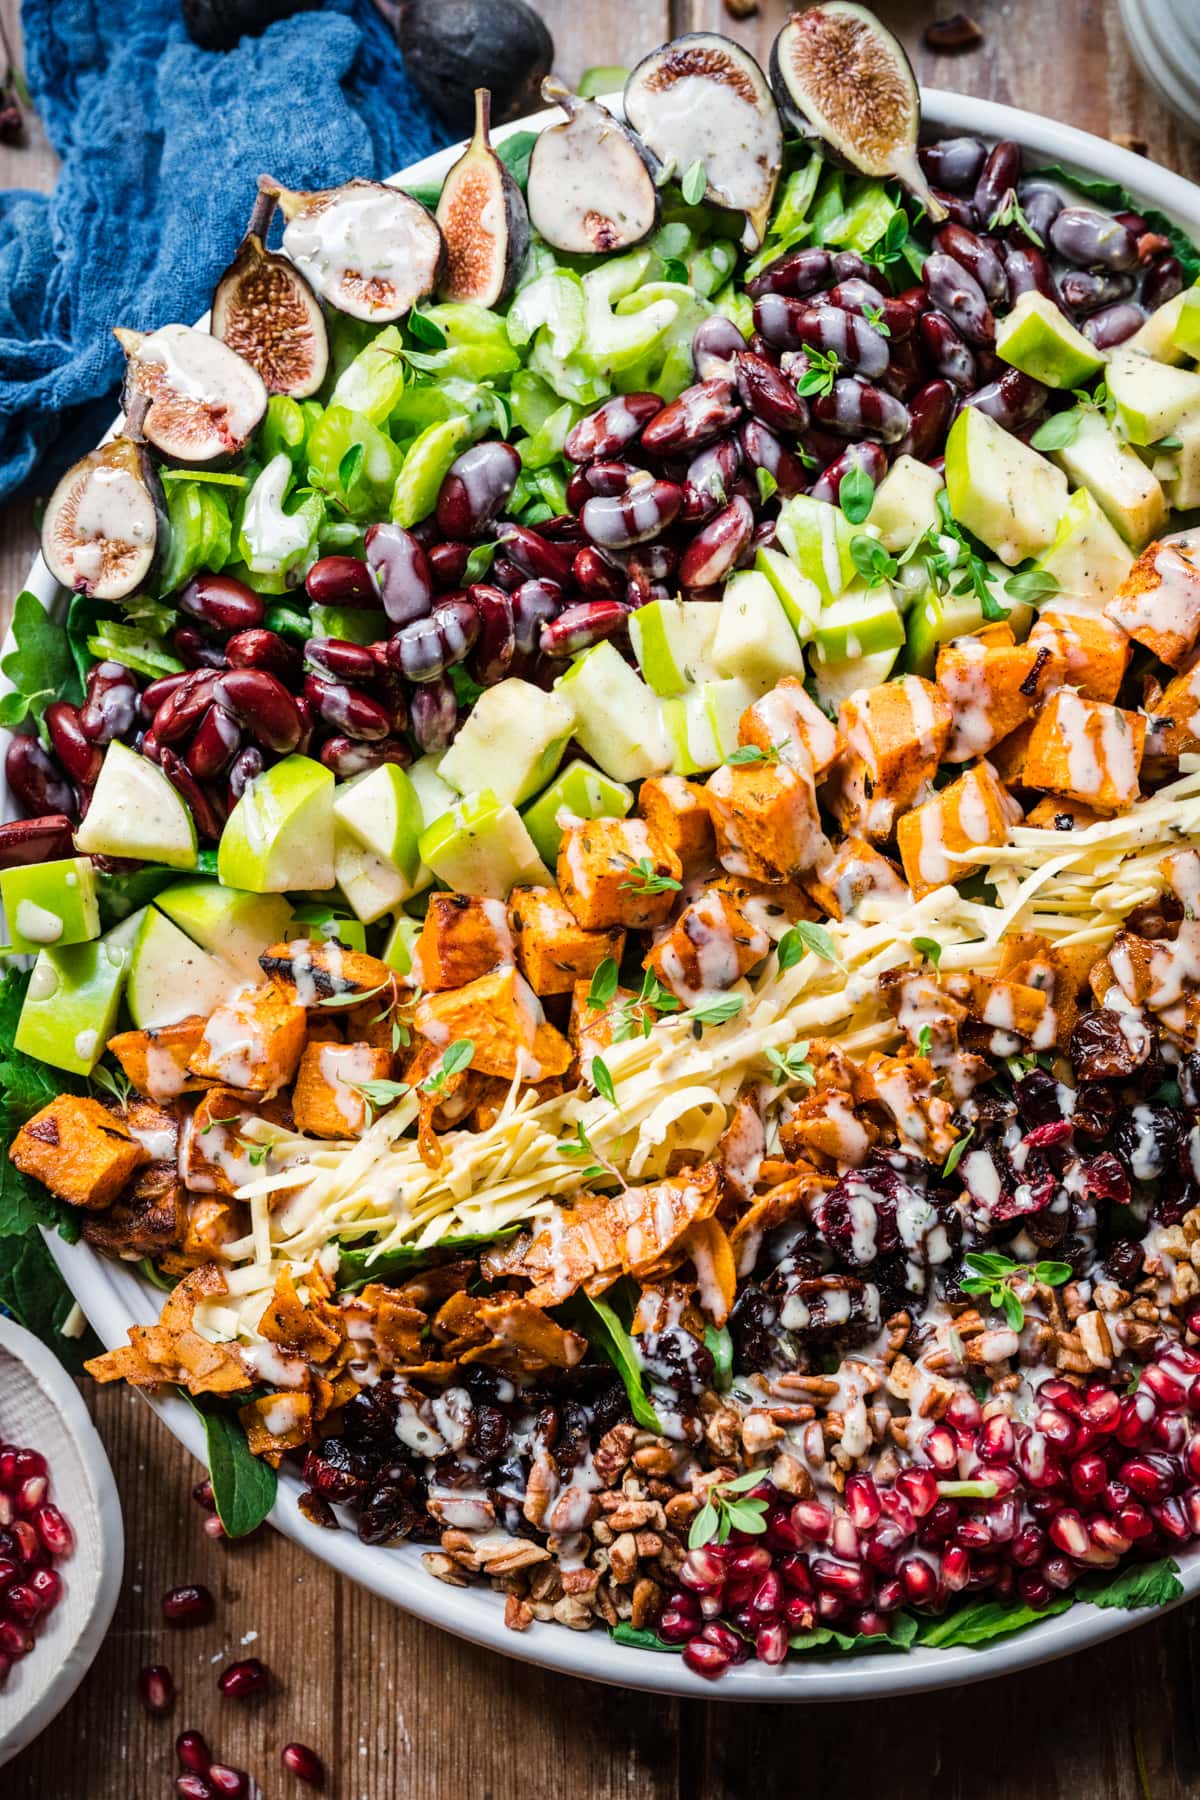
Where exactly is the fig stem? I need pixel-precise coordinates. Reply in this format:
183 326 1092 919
123 390 151 442
246 187 278 242
474 86 492 144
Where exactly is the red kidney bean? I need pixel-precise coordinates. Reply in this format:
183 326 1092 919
1014 182 1062 246
746 332 782 367
735 351 809 434
387 598 479 683
427 541 472 590
895 282 931 319
171 625 227 671
466 583 516 687
919 136 987 192
753 296 890 376
319 736 412 778
288 689 313 759
153 672 220 746
750 516 778 556
45 702 102 788
964 367 1048 430
1143 255 1185 310
606 539 679 582
436 439 521 537
562 393 663 464
364 522 433 626
487 555 523 591
80 662 140 744
677 494 754 589
897 379 956 462
511 579 563 657
159 748 223 843
565 460 637 511
497 524 575 585
212 670 302 753
1081 303 1145 348
371 665 409 737
738 419 808 496
581 477 684 548
638 380 742 457
827 279 917 342
540 600 628 658
224 628 298 680
829 251 872 284
973 139 1022 228
302 674 390 741
140 671 189 721
411 676 460 753
1137 231 1172 266
1003 245 1062 309
1114 207 1149 238
0 814 74 868
811 378 910 443
928 187 981 230
408 516 440 548
186 705 241 781
692 314 748 380
809 441 887 507
880 336 928 401
306 555 375 606
304 638 379 684
796 423 845 473
227 745 263 801
140 729 160 763
933 224 1008 303
922 253 995 347
539 513 587 544
1050 207 1139 272
683 436 743 520
746 246 833 301
178 572 264 636
572 545 625 600
1060 269 1135 314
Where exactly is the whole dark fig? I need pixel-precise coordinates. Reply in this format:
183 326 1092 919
392 0 554 135
181 0 321 52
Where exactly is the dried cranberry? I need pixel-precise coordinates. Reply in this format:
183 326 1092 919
1113 1105 1183 1183
1078 1152 1132 1205
1013 1069 1063 1127
1070 1011 1150 1080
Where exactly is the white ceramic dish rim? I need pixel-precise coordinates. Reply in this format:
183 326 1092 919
9 84 1200 1700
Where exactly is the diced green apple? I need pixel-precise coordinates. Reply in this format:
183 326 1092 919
811 584 905 663
712 570 807 686
1051 409 1167 547
382 912 422 977
0 856 99 955
554 642 670 782
156 881 292 980
74 741 197 869
1130 286 1200 365
776 494 856 604
218 754 335 893
808 646 899 713
865 456 944 552
334 825 412 923
127 906 242 1029
901 582 994 676
418 790 550 898
1032 487 1133 604
15 912 144 1076
287 903 368 953
520 760 633 867
704 677 769 762
944 405 1067 565
438 678 574 806
662 692 720 775
1163 411 1200 510
628 598 722 694
754 545 822 639
996 291 1106 389
1106 347 1200 445
333 762 424 882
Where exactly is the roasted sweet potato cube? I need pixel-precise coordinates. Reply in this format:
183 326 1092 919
896 761 1016 899
10 1095 149 1211
82 1160 184 1258
944 972 1055 1047
936 635 1063 762
509 885 625 997
1024 795 1102 831
738 676 843 777
1029 609 1131 703
181 1197 242 1263
803 838 908 921
239 1392 313 1464
259 937 394 1004
1147 661 1200 763
705 759 827 883
558 817 682 930
182 1087 271 1197
568 978 639 1077
304 1014 343 1045
188 980 306 1096
109 1016 207 1102
412 893 514 991
292 1041 396 1138
871 1056 958 1160
1107 536 1200 669
780 1088 878 1166
414 966 570 1081
1023 691 1145 812
636 775 715 877
988 719 1034 787
645 886 769 1003
824 675 951 840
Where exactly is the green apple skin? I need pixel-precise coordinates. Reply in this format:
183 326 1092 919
996 291 1106 389
0 856 99 955
287 903 368 954
1107 347 1200 445
712 570 807 686
218 754 336 894
554 642 670 782
521 760 633 868
1032 488 1133 604
127 906 241 1029
776 495 855 604
382 913 422 977
811 585 905 664
754 546 821 638
662 693 721 776
944 406 1067 565
156 881 292 980
1051 410 1167 548
15 911 144 1076
703 678 769 762
809 646 898 713
438 679 575 806
629 599 722 694
1164 414 1200 510
334 826 413 923
333 763 424 883
865 457 945 553
419 791 551 898
74 740 197 869
1130 287 1200 364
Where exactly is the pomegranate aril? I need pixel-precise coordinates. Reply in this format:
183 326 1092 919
139 1664 176 1714
683 1637 730 1678
177 1779 216 1800
1047 1507 1089 1558
0 1620 33 1657
756 1620 788 1665
898 1557 937 1603
1143 1364 1188 1408
3 1583 41 1625
208 1767 250 1798
218 1656 269 1698
845 1474 882 1530
1120 1454 1178 1501
177 1730 213 1773
163 1582 214 1626
193 1479 216 1512
34 1504 72 1558
282 1742 327 1786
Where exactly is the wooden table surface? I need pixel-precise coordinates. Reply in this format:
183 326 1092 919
4 1 1200 1794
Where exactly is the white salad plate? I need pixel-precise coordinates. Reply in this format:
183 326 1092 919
8 85 1200 1699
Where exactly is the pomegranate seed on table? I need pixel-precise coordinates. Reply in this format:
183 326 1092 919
163 1582 215 1626
177 1730 213 1773
282 1742 327 1787
139 1663 177 1714
218 1656 270 1698
208 1766 251 1798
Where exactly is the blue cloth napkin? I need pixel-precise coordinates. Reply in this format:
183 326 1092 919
0 0 445 501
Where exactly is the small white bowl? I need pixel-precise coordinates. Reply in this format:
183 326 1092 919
0 1315 124 1768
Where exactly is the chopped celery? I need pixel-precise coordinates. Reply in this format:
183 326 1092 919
810 169 847 243
528 335 610 406
260 394 309 466
828 181 902 255
389 376 502 441
617 283 711 399
237 454 323 581
330 324 409 424
86 622 184 680
519 401 578 469
506 269 585 357
390 415 473 528
508 369 559 436
156 479 232 597
306 407 404 519
651 221 695 262
575 251 680 379
711 284 755 340
404 303 520 382
689 241 737 297
532 466 568 514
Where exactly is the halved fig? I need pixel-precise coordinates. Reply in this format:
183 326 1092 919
41 435 164 600
527 78 659 255
115 323 268 465
263 174 445 322
436 88 531 306
624 35 782 251
770 3 945 220
211 189 329 398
